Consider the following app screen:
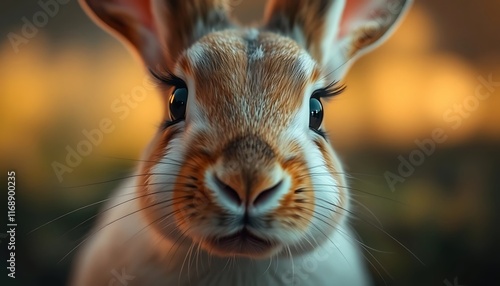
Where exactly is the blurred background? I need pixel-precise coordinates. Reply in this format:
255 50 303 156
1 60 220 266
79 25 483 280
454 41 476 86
0 0 499 285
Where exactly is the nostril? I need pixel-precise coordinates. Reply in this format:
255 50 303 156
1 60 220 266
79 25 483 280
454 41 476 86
253 180 283 207
214 175 242 206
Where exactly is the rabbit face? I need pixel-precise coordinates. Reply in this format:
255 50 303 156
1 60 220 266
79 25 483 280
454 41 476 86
81 0 411 259
139 29 347 258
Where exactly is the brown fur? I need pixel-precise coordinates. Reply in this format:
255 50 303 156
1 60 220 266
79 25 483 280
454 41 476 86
264 0 332 63
72 1 412 284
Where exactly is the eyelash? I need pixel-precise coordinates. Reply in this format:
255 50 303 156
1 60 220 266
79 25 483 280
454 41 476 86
150 67 341 137
149 68 187 129
149 67 345 99
311 128 328 138
149 68 186 88
312 81 346 99
308 81 344 139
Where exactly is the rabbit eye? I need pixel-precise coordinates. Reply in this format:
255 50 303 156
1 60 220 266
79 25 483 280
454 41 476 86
309 96 323 130
169 87 188 120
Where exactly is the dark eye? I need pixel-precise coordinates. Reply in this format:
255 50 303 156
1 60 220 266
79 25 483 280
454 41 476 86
309 96 323 130
169 87 188 120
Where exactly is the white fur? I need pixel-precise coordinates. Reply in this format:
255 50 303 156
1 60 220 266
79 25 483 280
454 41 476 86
327 0 413 80
185 43 208 70
204 168 245 214
277 79 346 251
320 0 346 68
74 0 412 285
72 179 370 286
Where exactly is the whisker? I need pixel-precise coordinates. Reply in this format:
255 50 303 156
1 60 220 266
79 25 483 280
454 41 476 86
313 197 425 265
30 187 162 234
195 235 205 276
123 208 183 246
314 210 392 284
28 195 127 234
166 224 194 283
51 188 188 237
179 240 196 284
98 154 198 169
291 210 391 284
32 177 200 234
58 196 190 263
305 183 406 205
305 217 350 266
350 198 384 228
286 244 294 283
321 55 353 83
302 204 389 254
62 172 193 189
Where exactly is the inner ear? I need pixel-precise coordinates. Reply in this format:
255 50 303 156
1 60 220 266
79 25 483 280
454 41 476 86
262 0 412 81
80 0 163 67
262 0 345 65
81 0 234 69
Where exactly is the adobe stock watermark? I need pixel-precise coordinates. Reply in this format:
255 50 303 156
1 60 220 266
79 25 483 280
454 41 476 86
51 76 157 182
7 0 71 54
385 73 499 192
108 268 135 286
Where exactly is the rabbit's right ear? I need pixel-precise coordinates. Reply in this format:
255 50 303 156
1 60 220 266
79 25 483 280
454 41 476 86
80 0 232 68
263 0 411 81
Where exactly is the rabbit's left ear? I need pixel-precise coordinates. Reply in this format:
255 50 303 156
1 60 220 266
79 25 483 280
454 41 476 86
80 0 232 68
263 0 412 80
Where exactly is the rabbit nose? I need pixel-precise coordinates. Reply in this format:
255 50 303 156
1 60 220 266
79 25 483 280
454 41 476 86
252 179 284 207
214 175 242 206
213 173 285 208
209 135 289 210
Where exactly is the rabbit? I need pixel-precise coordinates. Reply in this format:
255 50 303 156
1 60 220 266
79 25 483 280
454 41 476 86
71 0 412 285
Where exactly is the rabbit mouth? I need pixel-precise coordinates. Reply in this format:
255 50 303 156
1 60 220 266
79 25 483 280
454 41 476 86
206 228 279 258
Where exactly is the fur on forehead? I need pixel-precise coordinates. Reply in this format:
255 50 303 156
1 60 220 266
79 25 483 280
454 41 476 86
182 29 320 80
175 29 322 136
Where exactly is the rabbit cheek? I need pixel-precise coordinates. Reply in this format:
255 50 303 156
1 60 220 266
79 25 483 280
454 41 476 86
171 152 222 236
273 155 316 233
313 138 349 224
136 126 183 227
